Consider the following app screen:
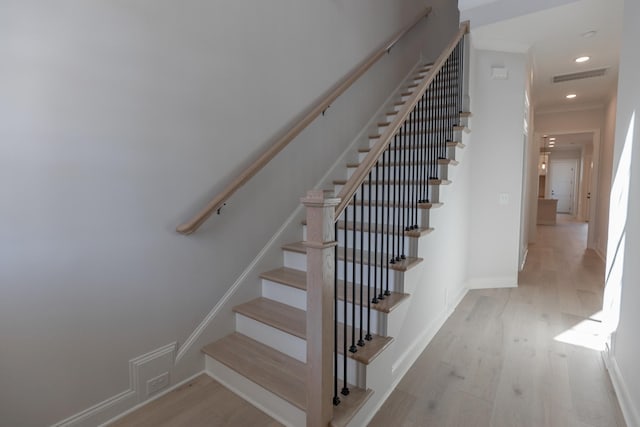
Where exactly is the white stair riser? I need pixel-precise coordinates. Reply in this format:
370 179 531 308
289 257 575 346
336 300 383 335
304 225 416 254
332 205 430 229
333 184 439 205
236 313 306 363
235 315 361 385
261 278 389 334
262 279 306 311
346 164 447 180
283 250 401 292
204 357 306 427
358 147 458 163
368 132 462 149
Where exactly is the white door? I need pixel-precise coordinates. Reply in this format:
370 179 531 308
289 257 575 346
549 160 577 214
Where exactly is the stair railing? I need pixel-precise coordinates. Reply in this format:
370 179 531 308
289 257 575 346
176 7 432 235
303 21 469 426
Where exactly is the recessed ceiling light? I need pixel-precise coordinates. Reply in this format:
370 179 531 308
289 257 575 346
575 56 591 63
581 30 598 38
549 137 556 141
566 94 577 99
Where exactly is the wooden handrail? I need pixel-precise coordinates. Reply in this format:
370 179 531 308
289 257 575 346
176 7 433 235
334 21 470 219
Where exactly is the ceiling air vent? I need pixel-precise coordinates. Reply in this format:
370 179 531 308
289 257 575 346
552 68 607 83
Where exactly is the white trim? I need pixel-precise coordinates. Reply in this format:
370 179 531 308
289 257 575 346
595 245 607 263
98 371 205 427
175 57 426 364
604 352 640 427
466 276 518 289
52 342 178 427
520 248 529 271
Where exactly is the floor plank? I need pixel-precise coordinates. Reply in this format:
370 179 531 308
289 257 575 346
111 374 282 427
369 215 626 427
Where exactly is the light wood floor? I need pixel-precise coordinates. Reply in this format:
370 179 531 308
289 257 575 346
369 215 626 427
111 374 282 427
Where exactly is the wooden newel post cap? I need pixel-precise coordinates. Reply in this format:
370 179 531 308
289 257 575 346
301 190 341 208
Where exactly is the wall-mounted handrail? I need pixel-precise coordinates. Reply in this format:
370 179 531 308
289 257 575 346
334 21 470 219
176 7 432 235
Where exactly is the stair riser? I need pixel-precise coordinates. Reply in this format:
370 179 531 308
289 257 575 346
261 278 388 332
368 132 462 149
235 314 361 385
334 184 442 204
337 300 383 336
380 116 468 134
283 251 402 292
358 147 457 163
346 164 447 181
304 224 415 255
204 356 306 427
262 279 306 311
336 205 430 229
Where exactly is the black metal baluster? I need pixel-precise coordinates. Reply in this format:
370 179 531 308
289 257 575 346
373 160 380 305
341 209 349 396
333 222 340 406
400 119 407 260
350 194 357 354
389 134 396 266
366 171 372 342
381 146 389 301
395 129 401 262
358 182 365 347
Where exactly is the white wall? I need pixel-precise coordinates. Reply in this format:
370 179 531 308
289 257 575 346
605 0 640 425
466 48 527 288
599 96 618 258
0 0 458 425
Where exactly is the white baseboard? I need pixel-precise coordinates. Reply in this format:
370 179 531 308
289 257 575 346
98 371 205 427
53 342 178 427
595 246 607 264
520 248 529 271
604 351 640 427
466 276 518 289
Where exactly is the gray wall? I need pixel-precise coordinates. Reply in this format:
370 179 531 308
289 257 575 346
0 0 459 425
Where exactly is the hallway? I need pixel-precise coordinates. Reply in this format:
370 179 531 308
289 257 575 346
370 216 626 426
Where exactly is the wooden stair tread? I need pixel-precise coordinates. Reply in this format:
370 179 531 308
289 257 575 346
358 141 465 152
260 267 410 314
331 387 373 427
333 178 452 186
202 332 307 410
283 241 423 272
234 297 306 338
233 297 393 365
346 158 459 168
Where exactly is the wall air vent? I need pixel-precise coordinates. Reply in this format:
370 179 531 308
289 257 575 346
552 68 607 83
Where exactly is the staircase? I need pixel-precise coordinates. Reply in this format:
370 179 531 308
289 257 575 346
200 23 471 426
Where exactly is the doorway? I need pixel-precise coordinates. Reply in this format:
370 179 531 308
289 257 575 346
549 159 578 214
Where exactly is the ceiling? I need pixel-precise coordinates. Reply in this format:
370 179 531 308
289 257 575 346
461 0 624 111
541 131 593 152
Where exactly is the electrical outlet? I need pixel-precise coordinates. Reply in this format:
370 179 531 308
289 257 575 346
146 372 170 396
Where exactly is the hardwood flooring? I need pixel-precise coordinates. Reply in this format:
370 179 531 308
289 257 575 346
110 374 282 427
370 215 626 427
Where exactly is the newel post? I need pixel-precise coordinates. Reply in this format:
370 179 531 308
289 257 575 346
302 190 340 427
